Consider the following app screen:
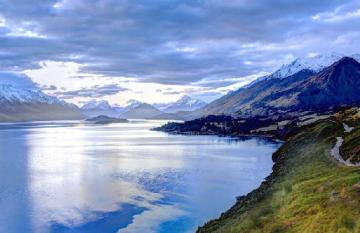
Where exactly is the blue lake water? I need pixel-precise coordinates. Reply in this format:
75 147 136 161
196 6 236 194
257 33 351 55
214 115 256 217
0 120 281 233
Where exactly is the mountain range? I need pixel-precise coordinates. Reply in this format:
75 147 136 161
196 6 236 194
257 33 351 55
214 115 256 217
0 73 82 122
154 95 207 113
1 54 360 122
80 99 141 118
80 95 206 119
192 55 360 119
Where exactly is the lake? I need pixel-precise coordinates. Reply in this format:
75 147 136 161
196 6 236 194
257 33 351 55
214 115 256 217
0 120 281 233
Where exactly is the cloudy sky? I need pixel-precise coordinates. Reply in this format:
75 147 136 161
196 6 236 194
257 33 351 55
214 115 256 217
0 0 359 105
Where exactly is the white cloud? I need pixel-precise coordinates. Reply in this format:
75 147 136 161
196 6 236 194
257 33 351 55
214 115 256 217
118 204 187 233
6 27 47 38
1 0 359 104
0 17 6 27
23 60 216 105
312 8 360 22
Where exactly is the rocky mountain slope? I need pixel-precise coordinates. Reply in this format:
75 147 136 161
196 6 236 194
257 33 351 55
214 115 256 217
196 57 360 118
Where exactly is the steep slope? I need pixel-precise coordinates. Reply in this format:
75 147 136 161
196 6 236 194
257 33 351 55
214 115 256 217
296 57 360 110
198 69 315 117
269 52 344 79
197 109 360 233
198 57 360 118
242 53 359 88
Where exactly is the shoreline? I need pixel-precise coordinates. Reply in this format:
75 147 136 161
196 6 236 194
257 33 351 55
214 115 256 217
154 124 292 232
195 130 289 232
154 109 359 232
195 112 360 232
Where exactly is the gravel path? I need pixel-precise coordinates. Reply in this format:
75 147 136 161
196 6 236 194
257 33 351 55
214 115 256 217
330 137 346 164
330 123 359 166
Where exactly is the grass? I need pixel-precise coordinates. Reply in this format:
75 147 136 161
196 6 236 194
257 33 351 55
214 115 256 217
197 111 360 233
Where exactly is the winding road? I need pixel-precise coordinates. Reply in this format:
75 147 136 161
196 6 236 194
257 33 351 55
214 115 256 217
330 123 359 166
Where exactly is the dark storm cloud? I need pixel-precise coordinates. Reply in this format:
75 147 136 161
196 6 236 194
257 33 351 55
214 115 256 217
0 0 359 87
55 84 128 99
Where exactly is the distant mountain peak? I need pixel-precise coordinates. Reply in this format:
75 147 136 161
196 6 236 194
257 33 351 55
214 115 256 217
178 95 192 101
80 99 145 118
156 95 207 113
81 99 111 110
134 102 152 108
125 99 143 108
122 102 163 119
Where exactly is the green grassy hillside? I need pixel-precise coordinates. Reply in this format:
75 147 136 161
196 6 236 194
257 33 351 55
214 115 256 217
197 110 360 233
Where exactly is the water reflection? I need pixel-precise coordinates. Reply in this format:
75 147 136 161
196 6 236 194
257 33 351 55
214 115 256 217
0 120 281 233
0 129 32 232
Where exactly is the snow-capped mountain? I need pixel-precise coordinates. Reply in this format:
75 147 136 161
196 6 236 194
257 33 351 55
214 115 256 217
0 84 64 105
155 95 207 113
80 99 146 118
270 52 360 79
195 56 360 118
0 72 80 108
120 99 190 120
241 53 360 89
81 100 122 117
81 100 112 110
124 99 142 109
0 76 83 121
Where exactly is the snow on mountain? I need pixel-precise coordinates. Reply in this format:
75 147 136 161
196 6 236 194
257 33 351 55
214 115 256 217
80 99 146 117
124 99 142 109
81 100 112 110
0 84 64 104
81 100 121 117
159 95 207 113
352 53 360 61
153 102 170 111
0 71 76 107
197 57 360 118
270 53 360 79
243 53 360 89
0 72 83 121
